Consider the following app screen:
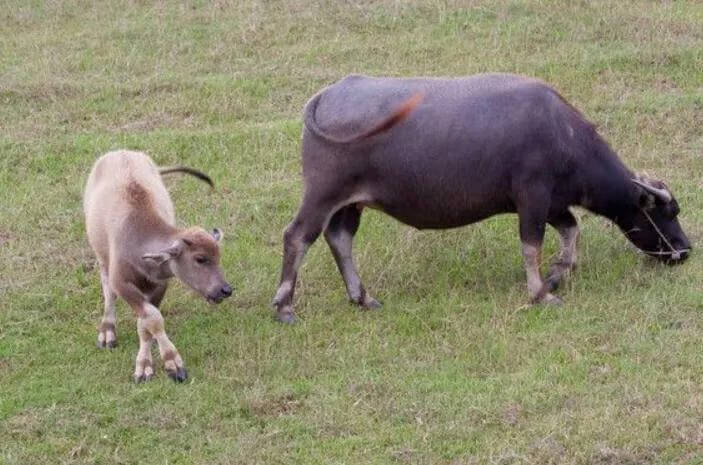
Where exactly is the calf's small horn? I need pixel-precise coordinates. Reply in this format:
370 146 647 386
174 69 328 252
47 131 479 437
632 178 672 204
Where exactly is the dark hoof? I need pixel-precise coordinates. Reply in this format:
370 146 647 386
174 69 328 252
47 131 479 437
541 293 564 306
168 367 188 383
134 373 154 383
276 312 297 325
364 297 382 310
97 340 117 349
545 275 560 292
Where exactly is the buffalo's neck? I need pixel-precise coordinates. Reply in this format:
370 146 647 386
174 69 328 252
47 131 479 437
575 143 635 227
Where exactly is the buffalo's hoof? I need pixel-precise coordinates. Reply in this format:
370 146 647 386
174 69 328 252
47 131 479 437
363 297 382 309
540 293 564 306
167 367 188 383
276 311 297 325
134 373 154 384
545 274 561 292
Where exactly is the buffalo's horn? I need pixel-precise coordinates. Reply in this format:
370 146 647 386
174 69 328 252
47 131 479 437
632 178 672 203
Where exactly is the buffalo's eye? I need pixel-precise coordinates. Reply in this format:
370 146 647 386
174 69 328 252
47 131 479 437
195 256 210 265
661 204 678 219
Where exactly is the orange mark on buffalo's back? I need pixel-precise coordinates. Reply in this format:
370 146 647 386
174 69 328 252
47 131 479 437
364 92 424 139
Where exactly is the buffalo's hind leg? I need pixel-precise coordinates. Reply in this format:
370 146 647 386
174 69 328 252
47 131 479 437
273 196 336 324
324 205 380 310
545 210 579 292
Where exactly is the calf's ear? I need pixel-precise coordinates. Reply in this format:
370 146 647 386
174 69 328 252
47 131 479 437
141 241 184 265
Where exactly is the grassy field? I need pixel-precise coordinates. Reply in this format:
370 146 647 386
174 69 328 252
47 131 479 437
1 0 702 463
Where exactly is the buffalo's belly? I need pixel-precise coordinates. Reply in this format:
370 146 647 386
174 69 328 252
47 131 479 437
369 186 515 230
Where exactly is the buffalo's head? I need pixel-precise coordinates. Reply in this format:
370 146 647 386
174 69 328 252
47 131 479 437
621 175 690 264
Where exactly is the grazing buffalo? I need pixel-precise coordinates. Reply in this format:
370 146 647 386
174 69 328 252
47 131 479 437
273 73 690 323
84 150 233 382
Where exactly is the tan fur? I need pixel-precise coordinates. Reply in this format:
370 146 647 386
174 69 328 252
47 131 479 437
84 150 231 382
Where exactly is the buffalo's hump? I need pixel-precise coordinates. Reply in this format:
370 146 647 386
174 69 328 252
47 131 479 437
306 73 554 142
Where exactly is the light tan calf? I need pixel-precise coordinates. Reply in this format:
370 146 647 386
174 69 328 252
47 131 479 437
84 150 232 383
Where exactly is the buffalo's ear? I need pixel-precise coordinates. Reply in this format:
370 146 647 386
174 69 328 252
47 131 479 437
211 228 223 242
141 241 184 265
633 184 655 210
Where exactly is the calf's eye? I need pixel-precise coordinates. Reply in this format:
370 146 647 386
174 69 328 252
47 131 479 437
195 256 209 265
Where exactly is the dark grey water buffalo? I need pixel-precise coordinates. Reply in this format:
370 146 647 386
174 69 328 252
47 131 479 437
273 73 690 323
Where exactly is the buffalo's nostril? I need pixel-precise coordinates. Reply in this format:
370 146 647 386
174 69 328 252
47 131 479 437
221 284 233 297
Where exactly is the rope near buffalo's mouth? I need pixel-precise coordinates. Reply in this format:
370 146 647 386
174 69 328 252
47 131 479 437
637 208 689 260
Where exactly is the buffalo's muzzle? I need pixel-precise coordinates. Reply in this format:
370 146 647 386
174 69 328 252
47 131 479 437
220 284 233 298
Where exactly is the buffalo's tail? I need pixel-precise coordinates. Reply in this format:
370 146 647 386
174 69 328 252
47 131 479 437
304 92 423 144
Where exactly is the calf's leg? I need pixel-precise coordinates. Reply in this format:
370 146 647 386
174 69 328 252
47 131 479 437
134 324 154 383
324 205 380 309
148 282 168 308
115 281 187 382
97 266 118 349
545 210 579 291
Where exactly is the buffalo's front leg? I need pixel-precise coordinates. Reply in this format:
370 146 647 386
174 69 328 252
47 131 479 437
517 185 562 305
273 198 333 323
324 205 380 309
545 210 579 291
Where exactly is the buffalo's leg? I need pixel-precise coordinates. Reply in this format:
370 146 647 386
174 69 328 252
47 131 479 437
273 198 334 323
517 190 562 305
115 281 186 382
545 210 579 291
97 265 118 349
324 205 380 309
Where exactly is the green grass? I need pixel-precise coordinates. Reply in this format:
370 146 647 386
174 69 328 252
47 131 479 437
1 1 702 463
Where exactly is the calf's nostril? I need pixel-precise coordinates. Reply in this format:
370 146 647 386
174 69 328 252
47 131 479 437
221 284 233 297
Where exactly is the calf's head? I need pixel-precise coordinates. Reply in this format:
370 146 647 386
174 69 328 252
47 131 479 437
621 176 690 264
143 227 233 303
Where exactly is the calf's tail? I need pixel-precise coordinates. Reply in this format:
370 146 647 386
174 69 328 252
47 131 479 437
304 92 424 144
159 166 214 187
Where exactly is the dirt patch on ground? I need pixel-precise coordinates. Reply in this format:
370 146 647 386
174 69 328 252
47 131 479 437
592 446 655 465
243 393 303 418
502 403 522 426
0 230 13 246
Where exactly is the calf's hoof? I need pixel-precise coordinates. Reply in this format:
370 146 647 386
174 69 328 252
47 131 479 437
134 372 154 383
363 297 382 310
97 339 118 349
97 325 117 349
167 366 188 383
